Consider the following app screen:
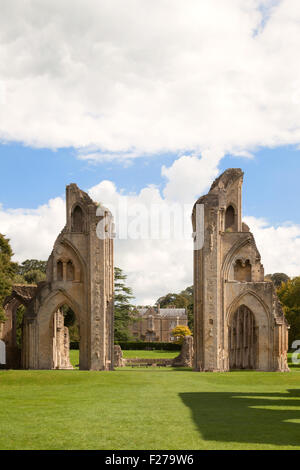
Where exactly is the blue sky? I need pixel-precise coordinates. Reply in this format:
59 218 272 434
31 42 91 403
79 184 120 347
1 143 299 226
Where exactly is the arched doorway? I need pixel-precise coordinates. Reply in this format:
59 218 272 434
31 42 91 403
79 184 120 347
51 304 80 369
228 305 257 369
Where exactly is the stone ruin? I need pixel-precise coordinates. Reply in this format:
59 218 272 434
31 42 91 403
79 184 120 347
114 345 125 367
1 184 114 370
172 336 194 368
0 170 290 372
192 168 289 372
52 309 73 369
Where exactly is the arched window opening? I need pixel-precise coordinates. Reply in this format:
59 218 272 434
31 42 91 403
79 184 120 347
66 260 75 281
228 305 257 370
72 205 84 232
225 205 235 230
16 305 25 349
234 259 251 282
57 261 63 281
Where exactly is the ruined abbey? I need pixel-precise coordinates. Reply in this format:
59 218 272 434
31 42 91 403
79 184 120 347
192 169 289 372
0 169 290 371
1 184 114 370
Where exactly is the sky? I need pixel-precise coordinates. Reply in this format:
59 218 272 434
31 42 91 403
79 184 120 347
1 0 300 304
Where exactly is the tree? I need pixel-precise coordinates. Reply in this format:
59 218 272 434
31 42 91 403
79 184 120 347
277 277 300 348
61 305 80 343
23 269 46 284
179 286 194 331
265 272 290 288
171 325 192 344
15 259 47 284
0 234 17 322
156 285 194 331
114 267 135 342
16 260 47 276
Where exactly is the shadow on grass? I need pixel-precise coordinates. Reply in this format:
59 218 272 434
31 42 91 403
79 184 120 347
180 389 300 447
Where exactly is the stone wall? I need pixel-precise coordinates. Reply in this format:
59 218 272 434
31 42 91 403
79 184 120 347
172 336 194 368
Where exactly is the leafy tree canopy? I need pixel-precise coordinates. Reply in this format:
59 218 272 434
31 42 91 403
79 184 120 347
16 259 47 276
156 286 194 331
0 234 17 322
171 325 192 344
277 277 300 348
265 272 290 288
15 259 47 285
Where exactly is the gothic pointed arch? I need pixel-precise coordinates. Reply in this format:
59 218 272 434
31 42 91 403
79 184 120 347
228 304 257 369
225 204 235 230
226 289 271 325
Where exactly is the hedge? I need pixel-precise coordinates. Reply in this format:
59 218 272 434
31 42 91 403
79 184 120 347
116 341 181 351
70 341 181 351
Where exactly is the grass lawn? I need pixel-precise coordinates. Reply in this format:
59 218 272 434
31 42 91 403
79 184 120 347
115 349 178 359
0 354 300 450
69 349 178 369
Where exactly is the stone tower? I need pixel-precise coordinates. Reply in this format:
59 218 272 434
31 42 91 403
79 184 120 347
20 184 114 370
192 169 289 372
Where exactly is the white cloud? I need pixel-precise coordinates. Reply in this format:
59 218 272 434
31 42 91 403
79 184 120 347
89 178 194 304
244 216 300 277
0 152 211 304
0 0 300 161
0 198 65 262
1 159 300 305
162 150 222 203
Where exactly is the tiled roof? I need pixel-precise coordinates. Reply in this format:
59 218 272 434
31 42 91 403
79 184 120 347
135 307 187 318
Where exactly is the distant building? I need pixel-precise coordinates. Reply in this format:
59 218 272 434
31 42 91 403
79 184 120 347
130 305 188 342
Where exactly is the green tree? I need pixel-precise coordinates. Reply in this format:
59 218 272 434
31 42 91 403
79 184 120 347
114 267 135 342
23 269 46 284
156 285 194 332
277 277 300 348
171 325 192 344
265 272 290 288
61 305 80 343
15 259 47 284
179 286 194 331
0 234 17 322
17 260 47 276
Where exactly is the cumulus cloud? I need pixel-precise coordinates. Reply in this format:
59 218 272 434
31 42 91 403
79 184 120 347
0 198 65 262
0 0 300 161
1 164 300 304
244 216 300 277
89 179 193 304
162 150 222 203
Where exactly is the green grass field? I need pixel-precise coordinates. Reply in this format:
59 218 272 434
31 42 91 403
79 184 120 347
0 353 300 450
70 349 178 367
69 349 178 369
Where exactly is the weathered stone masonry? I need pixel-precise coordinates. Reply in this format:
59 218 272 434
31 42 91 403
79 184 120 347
192 169 289 372
1 171 289 373
2 184 114 370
